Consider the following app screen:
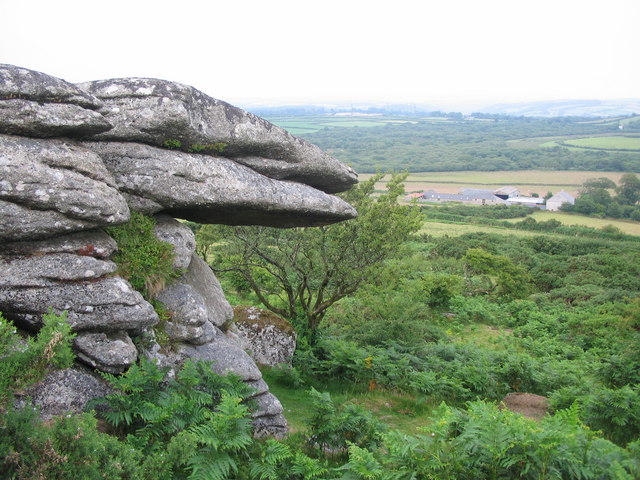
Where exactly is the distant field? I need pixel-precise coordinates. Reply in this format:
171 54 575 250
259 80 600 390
510 211 640 236
420 221 545 237
267 114 428 134
422 212 640 237
361 170 629 196
563 136 640 151
266 115 396 134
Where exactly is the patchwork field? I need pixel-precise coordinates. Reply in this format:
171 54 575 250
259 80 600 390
361 170 629 196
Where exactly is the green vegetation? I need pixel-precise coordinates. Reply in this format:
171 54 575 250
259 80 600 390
562 136 640 151
3 140 640 476
561 173 640 221
200 173 422 334
162 139 228 154
106 211 180 300
266 114 640 172
0 310 75 407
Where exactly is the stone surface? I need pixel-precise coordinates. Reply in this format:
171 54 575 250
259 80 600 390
0 230 117 258
0 64 103 108
153 215 196 270
0 134 130 242
78 77 357 193
0 98 112 138
0 234 158 333
0 64 111 138
178 254 233 328
14 365 114 420
155 282 217 344
230 306 297 366
179 327 263 381
156 284 209 328
245 378 270 398
74 330 138 374
250 391 284 418
84 141 357 227
252 414 289 439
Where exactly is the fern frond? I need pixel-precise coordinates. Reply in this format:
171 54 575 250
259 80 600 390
188 452 237 480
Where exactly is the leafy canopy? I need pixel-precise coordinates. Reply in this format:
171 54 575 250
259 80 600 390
206 173 422 334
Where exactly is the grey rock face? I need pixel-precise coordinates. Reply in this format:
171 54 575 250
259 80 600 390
155 283 214 344
172 254 233 328
79 77 357 193
251 391 284 418
0 229 117 258
0 64 112 137
230 306 297 367
0 276 158 332
14 365 114 420
179 328 263 381
84 141 356 227
74 331 138 374
0 99 112 138
0 134 130 242
0 64 103 108
252 414 289 439
0 232 157 333
153 215 196 270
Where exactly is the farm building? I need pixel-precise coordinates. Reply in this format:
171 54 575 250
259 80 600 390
506 196 545 207
546 190 576 211
494 186 520 200
421 189 505 205
405 192 425 201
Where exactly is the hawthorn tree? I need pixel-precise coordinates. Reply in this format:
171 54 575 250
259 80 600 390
204 173 422 335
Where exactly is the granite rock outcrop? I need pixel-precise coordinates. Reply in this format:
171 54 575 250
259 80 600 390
0 64 358 436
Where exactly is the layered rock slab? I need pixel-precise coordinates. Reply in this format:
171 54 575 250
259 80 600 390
0 134 130 242
86 141 356 227
78 77 357 193
0 231 157 334
0 64 112 137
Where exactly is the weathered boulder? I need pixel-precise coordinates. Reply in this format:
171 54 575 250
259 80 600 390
153 215 196 270
0 229 117 258
168 254 233 328
179 328 263 381
14 365 114 420
0 64 112 137
155 283 213 344
0 134 130 242
230 306 297 366
78 77 357 193
84 141 356 227
74 331 138 374
0 231 157 333
252 414 289 439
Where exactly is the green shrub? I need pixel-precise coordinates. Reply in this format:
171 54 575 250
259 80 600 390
106 211 180 299
0 310 75 407
306 388 386 456
0 407 143 480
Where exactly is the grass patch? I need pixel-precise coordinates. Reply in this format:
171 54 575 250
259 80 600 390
563 136 640 151
509 210 640 236
261 367 437 435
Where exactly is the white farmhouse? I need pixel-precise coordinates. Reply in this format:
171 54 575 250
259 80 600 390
546 190 576 211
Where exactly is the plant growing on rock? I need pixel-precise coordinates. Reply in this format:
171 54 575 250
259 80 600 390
106 211 180 300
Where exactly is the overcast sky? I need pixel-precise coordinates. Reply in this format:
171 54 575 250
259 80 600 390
1 0 638 110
